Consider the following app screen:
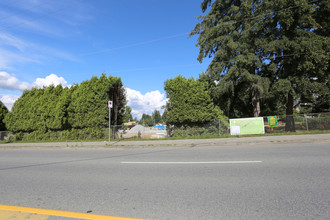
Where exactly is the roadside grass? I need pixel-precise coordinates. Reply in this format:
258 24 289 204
1 130 329 144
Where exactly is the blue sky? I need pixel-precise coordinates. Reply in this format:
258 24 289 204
0 0 210 119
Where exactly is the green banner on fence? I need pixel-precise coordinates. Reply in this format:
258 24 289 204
267 116 278 127
230 117 265 135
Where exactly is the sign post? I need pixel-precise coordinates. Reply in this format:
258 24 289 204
108 101 112 144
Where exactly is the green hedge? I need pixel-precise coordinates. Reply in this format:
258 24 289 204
10 128 107 142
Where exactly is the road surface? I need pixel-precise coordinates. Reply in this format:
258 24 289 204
0 136 330 219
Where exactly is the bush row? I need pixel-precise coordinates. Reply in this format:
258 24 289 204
10 128 107 142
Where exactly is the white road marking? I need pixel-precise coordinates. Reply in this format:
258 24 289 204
121 161 262 164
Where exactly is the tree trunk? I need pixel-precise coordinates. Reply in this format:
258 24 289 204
113 84 120 139
252 95 260 117
285 92 296 132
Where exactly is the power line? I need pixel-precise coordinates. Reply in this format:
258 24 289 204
107 52 318 74
106 63 202 73
0 0 23 9
80 32 191 56
83 1 320 57
0 0 56 21
0 0 88 32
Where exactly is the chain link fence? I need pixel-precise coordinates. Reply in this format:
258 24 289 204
165 112 330 138
1 113 329 141
0 131 12 141
263 113 330 133
112 124 167 139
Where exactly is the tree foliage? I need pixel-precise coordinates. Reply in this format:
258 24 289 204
163 75 224 127
191 0 271 118
0 100 8 131
5 85 68 132
106 76 126 126
141 113 154 126
139 110 163 126
191 0 329 131
122 106 133 123
5 74 127 134
152 110 162 124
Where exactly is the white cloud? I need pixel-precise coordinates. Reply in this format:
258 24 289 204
0 94 20 111
32 74 69 88
126 88 167 119
0 72 70 91
0 73 70 110
0 71 31 91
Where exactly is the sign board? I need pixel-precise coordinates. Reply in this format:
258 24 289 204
267 116 278 127
230 117 265 135
108 101 113 108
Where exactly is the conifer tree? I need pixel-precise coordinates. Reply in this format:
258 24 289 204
163 75 224 127
190 0 269 118
192 0 329 131
0 101 8 131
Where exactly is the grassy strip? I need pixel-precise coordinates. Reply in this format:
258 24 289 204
1 130 329 144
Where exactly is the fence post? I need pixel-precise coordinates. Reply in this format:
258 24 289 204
219 119 221 136
305 117 309 131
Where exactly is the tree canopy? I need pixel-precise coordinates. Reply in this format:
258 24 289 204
0 101 8 131
5 74 127 133
163 75 224 127
152 110 162 124
191 0 329 131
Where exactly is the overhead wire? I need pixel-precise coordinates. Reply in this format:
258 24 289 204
0 0 323 74
0 0 23 9
106 63 203 74
0 0 88 32
90 1 324 73
87 0 320 57
0 0 319 52
0 0 57 21
80 32 191 56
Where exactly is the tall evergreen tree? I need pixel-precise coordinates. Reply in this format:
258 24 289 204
260 0 329 131
0 101 8 131
152 110 162 124
122 106 133 123
106 76 126 127
141 113 154 126
6 74 128 135
192 0 329 131
190 0 270 118
68 74 126 129
163 75 224 127
5 86 69 132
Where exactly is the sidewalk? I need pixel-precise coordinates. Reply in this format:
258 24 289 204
1 133 329 149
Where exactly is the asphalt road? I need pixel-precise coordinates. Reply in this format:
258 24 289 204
1 140 330 219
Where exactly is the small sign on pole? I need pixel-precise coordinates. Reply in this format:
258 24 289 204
108 101 113 108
